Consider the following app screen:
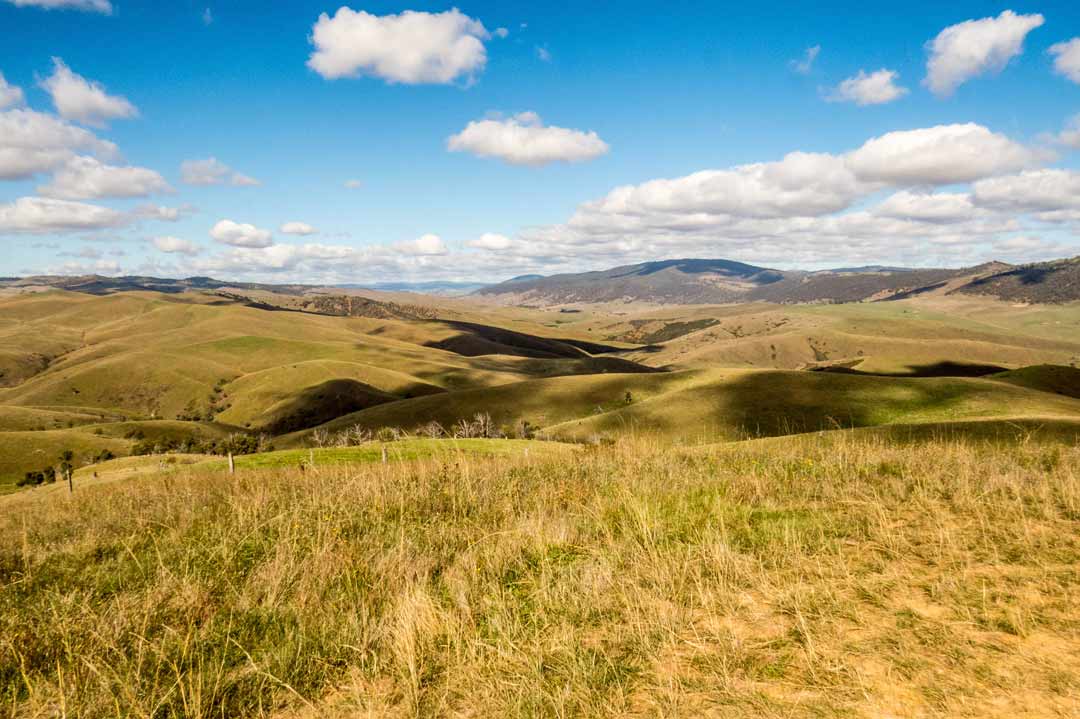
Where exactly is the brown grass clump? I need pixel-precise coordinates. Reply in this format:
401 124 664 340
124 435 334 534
1 436 1079 717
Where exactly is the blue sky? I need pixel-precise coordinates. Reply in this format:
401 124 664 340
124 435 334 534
1 0 1079 283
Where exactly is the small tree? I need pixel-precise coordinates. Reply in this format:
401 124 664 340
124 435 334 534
311 427 330 448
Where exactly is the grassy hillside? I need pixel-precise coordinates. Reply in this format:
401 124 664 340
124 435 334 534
289 367 1080 446
608 300 1080 373
3 290 1080 489
0 429 129 490
2 436 1077 716
992 364 1080 399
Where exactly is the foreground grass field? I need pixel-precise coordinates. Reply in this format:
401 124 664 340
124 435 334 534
2 434 1078 717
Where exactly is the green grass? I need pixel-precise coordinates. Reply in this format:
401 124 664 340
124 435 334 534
992 364 1080 399
0 429 129 490
200 438 574 471
288 368 1080 446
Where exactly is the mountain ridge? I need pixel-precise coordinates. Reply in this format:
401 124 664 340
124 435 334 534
476 256 1080 305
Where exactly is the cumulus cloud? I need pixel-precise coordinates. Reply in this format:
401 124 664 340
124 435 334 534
0 196 126 234
209 219 273 248
280 221 317 235
3 0 111 11
873 190 979 224
581 152 860 221
790 45 820 75
924 10 1044 97
1049 38 1080 85
151 236 201 256
180 157 260 186
41 58 137 127
38 156 170 199
829 69 908 106
845 123 1039 185
307 7 490 84
478 120 1070 273
0 108 118 180
467 232 513 250
396 233 447 255
972 169 1080 214
447 112 609 166
0 73 24 109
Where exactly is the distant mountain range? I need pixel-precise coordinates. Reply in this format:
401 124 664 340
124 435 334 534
336 281 486 295
475 256 1080 305
1 255 1077 306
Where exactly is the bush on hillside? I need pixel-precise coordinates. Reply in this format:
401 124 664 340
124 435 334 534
131 432 270 458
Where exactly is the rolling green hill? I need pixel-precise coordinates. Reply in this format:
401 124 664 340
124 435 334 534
287 367 1080 446
2 288 1079 490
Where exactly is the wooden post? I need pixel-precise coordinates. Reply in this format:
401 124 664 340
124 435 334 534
228 452 235 475
67 468 73 494
381 445 388 464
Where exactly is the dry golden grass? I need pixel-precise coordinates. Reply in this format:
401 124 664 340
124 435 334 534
1 435 1079 717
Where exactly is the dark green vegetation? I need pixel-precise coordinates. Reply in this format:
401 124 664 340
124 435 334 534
956 256 1080 304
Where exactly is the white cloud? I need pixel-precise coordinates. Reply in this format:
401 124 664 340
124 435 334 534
873 190 979 224
41 58 137 127
201 7 212 25
579 151 860 221
396 233 447 255
536 46 552 62
307 7 489 84
1053 114 1080 149
790 45 820 75
494 27 508 39
447 112 609 166
0 196 126 234
209 219 273 248
0 73 24 109
38 155 170 199
924 10 1044 97
280 221 317 236
845 123 1039 185
467 232 513 250
3 0 111 12
972 169 1080 214
152 236 200 256
180 157 260 186
829 69 908 106
0 108 118 180
135 204 191 222
1049 38 1080 85
477 121 1068 273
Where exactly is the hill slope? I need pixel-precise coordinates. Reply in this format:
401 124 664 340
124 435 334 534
3 437 1078 717
288 367 1080 445
954 256 1080 304
477 256 1080 306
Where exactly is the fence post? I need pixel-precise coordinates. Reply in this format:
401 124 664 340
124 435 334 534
228 452 235 475
381 445 388 464
67 468 73 494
